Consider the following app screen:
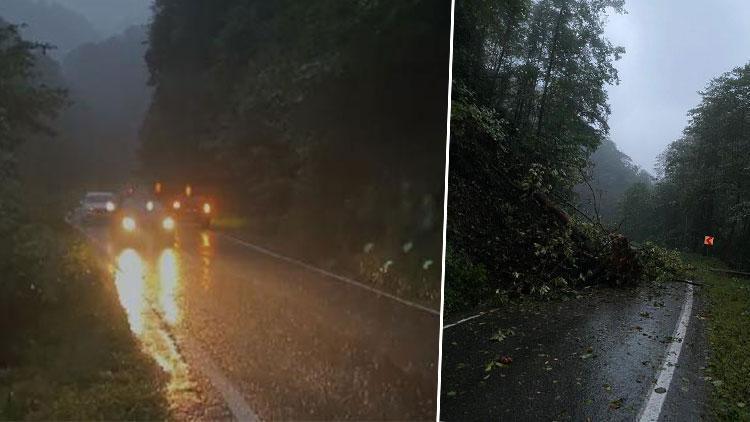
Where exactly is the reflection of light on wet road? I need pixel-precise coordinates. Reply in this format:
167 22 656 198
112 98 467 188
114 249 146 334
200 232 214 291
158 248 181 326
112 248 197 414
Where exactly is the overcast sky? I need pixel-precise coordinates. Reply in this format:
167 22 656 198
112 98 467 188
604 0 750 172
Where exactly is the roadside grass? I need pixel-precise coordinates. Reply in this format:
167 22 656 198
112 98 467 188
211 216 249 230
0 225 168 420
217 213 442 309
686 254 750 420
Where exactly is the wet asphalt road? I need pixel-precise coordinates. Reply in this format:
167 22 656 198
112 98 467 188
82 224 440 420
440 282 709 421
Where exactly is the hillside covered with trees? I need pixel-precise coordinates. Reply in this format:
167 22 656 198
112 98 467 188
0 0 99 59
620 63 750 268
444 0 682 314
140 0 451 304
575 138 653 225
0 21 167 419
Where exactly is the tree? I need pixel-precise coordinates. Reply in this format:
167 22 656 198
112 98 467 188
627 63 750 266
139 0 451 303
445 0 626 312
0 21 65 358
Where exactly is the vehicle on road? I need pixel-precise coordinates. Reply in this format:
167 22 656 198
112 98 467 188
80 191 117 223
170 188 214 229
110 194 176 247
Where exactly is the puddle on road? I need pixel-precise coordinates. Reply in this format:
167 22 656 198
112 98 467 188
112 248 204 417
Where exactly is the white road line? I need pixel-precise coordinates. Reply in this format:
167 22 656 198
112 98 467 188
69 222 258 421
442 308 498 330
179 336 259 422
637 283 695 422
218 233 440 316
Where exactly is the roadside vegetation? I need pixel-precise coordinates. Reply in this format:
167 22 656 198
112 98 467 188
687 255 750 421
0 23 167 420
618 64 750 268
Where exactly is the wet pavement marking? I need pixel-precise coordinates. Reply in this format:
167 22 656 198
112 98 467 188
219 233 440 316
637 283 695 422
443 308 499 329
179 336 259 421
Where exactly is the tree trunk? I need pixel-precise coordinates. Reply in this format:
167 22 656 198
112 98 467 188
536 1 567 137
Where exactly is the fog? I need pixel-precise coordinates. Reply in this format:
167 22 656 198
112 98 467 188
605 0 750 172
0 1 152 192
0 0 152 58
51 0 152 36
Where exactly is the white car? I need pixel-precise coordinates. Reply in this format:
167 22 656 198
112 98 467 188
80 191 117 222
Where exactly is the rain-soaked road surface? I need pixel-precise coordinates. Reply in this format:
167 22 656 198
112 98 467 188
440 282 709 421
81 224 440 420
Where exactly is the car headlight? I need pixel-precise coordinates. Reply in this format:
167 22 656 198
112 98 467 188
146 200 154 212
203 203 211 214
106 201 116 212
162 216 175 231
172 200 181 210
122 217 136 232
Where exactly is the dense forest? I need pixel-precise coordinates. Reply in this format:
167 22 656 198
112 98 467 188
444 0 681 313
140 0 451 303
0 20 63 363
620 63 750 268
1 23 168 419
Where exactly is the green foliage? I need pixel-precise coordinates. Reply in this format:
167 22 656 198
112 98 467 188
636 242 687 283
0 229 168 420
618 182 657 240
0 23 66 352
0 20 165 421
621 63 750 268
445 0 626 313
444 248 489 314
141 0 450 305
686 256 750 420
0 24 64 150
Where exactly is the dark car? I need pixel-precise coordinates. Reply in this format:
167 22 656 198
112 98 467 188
170 193 213 229
80 191 117 223
110 195 176 246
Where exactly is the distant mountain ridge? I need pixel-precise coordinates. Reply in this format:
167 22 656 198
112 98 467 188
575 139 654 225
0 0 100 59
49 0 152 36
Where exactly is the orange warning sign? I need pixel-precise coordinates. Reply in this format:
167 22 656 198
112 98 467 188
704 236 714 246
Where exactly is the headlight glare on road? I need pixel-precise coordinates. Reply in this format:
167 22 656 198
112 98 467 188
146 200 154 211
106 201 116 212
122 216 136 232
162 216 175 231
172 200 181 210
203 203 211 214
